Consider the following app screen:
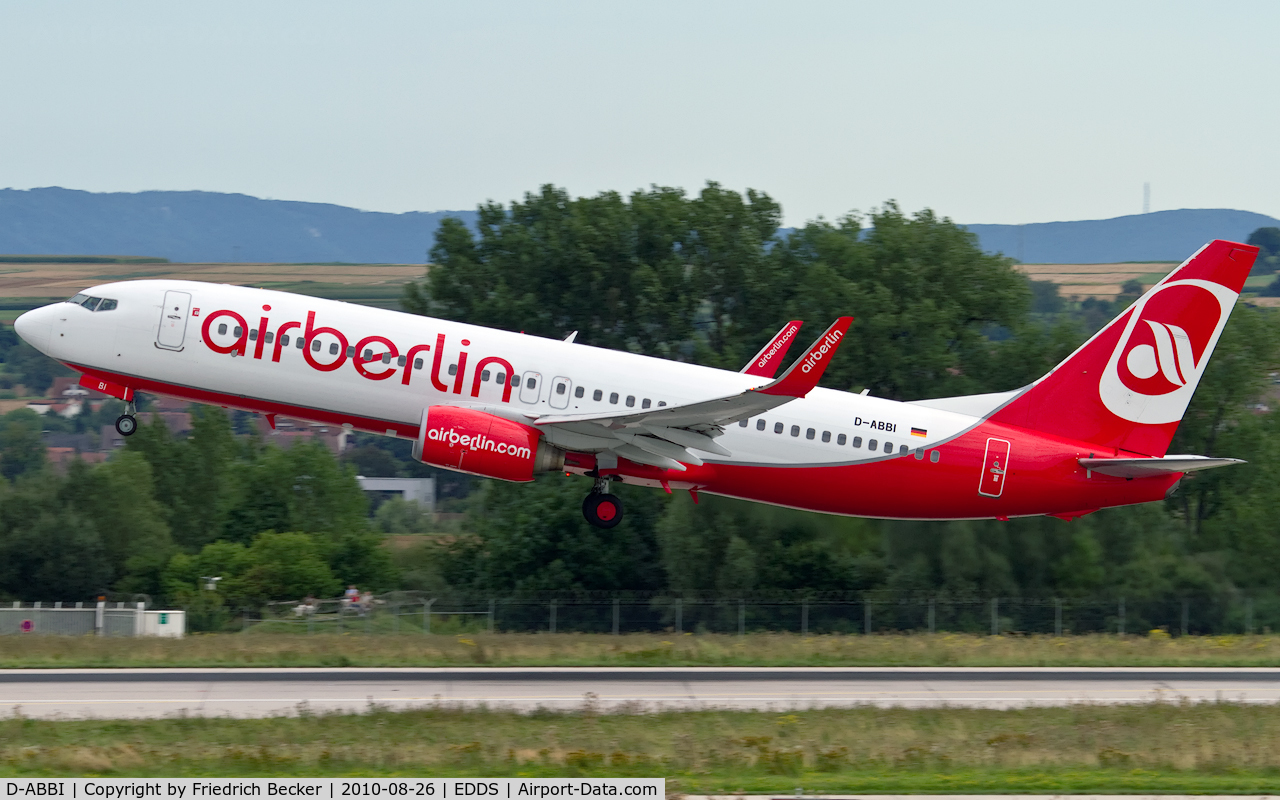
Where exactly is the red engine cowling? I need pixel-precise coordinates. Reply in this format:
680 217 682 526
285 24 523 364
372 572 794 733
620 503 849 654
411 405 564 482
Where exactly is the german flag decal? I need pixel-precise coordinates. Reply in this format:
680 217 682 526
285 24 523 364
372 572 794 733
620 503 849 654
910 427 927 437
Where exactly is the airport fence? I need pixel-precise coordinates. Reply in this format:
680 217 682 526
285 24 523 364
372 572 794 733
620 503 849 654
234 592 1279 636
0 601 185 636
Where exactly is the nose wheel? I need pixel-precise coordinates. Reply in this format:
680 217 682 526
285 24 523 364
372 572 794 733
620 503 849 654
115 401 138 437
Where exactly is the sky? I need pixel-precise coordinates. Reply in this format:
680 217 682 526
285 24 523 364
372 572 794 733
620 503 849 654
2 1 1277 226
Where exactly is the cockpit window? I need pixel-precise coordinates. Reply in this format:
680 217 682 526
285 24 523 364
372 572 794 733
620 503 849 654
64 294 117 311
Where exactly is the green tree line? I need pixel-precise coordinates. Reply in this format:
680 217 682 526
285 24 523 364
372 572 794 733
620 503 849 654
2 183 1277 618
406 184 1280 609
0 407 393 612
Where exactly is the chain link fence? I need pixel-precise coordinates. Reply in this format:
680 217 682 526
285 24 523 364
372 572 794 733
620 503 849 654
235 592 1276 636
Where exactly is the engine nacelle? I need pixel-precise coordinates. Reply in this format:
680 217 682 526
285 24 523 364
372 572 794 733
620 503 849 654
412 405 564 482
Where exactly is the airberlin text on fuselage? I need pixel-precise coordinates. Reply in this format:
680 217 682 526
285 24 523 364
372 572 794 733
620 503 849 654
199 307 516 402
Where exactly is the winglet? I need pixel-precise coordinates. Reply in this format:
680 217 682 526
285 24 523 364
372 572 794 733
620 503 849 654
741 320 803 378
756 316 853 397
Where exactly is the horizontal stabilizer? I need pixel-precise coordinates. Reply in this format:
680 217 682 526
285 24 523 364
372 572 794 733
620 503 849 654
1079 455 1245 478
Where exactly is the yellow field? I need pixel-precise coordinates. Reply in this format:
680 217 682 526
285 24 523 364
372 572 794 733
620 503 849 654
1014 263 1175 300
0 261 425 299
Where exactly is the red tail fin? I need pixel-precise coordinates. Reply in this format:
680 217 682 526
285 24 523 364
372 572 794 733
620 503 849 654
989 240 1258 456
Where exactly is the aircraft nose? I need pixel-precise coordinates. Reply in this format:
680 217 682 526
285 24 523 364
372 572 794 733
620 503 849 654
14 305 53 352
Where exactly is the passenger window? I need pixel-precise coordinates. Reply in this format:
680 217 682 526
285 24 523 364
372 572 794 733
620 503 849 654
346 346 355 357
805 428 815 440
495 372 504 383
297 337 305 349
234 327 243 337
218 324 228 335
330 343 340 355
96 299 117 311
884 441 893 453
757 419 766 431
626 396 635 407
381 353 391 364
281 334 290 347
642 398 651 409
868 439 877 450
609 392 619 404
556 383 567 395
821 431 831 443
363 349 373 360
739 420 748 427
658 401 667 406
313 340 322 352
790 425 800 437
914 448 924 460
414 358 424 370
512 375 521 388
930 450 940 463
265 332 274 344
448 364 457 376
899 444 909 455
527 377 536 389
249 329 258 341
774 422 784 434
575 386 584 398
852 436 862 448
398 356 407 367
593 389 603 401
837 433 846 445
482 370 491 382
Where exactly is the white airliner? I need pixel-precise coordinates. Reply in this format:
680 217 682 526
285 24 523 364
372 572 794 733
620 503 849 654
13 240 1255 527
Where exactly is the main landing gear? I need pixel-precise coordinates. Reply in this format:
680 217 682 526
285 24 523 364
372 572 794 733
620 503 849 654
582 476 624 529
115 400 138 437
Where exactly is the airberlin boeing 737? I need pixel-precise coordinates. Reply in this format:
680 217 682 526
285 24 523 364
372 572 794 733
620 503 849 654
12 240 1256 528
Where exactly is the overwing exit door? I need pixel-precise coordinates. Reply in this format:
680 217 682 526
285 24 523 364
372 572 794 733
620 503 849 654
156 290 192 350
978 437 1011 498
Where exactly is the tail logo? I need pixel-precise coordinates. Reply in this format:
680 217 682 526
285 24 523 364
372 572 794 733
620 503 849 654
1099 279 1238 424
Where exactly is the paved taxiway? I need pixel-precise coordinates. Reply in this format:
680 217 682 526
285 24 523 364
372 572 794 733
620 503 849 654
3 666 1279 718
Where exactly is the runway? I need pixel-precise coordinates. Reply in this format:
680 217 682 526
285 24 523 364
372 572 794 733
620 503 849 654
3 666 1278 719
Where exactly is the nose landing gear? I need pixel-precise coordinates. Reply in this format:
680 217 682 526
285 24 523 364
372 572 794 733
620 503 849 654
115 400 138 437
582 476 623 528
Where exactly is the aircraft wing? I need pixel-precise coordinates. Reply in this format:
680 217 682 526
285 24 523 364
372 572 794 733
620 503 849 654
531 317 853 470
741 320 803 378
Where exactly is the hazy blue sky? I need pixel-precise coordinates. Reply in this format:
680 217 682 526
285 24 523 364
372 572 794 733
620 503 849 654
2 1 1276 226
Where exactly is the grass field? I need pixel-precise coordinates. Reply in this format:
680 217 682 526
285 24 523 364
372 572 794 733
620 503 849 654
2 701 1280 790
0 261 426 313
1014 263 1175 300
5 632 1280 668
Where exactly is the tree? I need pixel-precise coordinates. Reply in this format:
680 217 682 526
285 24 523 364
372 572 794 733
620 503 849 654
60 453 174 595
0 409 45 481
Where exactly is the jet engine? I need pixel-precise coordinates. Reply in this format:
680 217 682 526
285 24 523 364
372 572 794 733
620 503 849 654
412 405 564 482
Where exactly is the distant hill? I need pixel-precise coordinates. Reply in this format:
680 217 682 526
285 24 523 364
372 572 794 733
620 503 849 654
1 188 1276 264
0 187 477 263
962 209 1280 263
